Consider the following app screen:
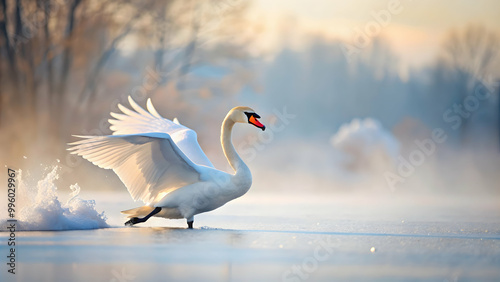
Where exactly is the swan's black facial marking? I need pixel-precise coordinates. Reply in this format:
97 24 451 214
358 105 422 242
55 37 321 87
244 112 265 131
244 112 260 119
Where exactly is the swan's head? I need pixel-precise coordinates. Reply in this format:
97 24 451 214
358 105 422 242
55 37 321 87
229 106 266 131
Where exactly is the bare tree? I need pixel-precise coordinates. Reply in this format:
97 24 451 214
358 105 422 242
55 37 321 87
0 0 254 164
56 0 81 102
440 25 500 143
442 25 499 79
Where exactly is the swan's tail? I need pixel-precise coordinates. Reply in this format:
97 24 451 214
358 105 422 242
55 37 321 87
121 206 155 218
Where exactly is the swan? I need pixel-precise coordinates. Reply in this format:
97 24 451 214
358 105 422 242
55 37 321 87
68 96 265 229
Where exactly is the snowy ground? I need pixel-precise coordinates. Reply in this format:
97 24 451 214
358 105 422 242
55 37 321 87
1 192 499 282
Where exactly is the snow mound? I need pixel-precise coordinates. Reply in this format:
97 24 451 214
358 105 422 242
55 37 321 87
331 118 399 173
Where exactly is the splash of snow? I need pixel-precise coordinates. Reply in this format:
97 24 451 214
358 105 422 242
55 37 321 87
3 166 109 231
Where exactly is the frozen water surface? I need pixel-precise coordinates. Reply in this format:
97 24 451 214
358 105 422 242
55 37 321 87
1 191 499 282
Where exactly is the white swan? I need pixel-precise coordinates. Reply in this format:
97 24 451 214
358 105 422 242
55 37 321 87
68 96 265 228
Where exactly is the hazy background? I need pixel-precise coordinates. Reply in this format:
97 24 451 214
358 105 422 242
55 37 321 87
1 0 499 197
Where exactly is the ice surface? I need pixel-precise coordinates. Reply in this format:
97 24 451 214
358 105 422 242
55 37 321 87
1 190 499 282
1 165 499 281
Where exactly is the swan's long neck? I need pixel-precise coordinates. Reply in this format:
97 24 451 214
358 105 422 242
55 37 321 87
221 116 250 178
222 117 244 173
219 112 252 200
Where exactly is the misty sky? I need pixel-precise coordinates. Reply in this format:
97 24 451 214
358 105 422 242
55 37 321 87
250 0 500 69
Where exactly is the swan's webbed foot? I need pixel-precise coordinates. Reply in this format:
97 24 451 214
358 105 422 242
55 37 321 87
125 217 142 226
187 220 194 229
125 207 162 226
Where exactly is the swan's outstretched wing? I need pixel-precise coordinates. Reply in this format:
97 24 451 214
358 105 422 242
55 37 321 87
68 133 202 204
108 96 214 168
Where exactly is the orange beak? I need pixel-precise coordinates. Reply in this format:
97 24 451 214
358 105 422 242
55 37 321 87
249 115 265 131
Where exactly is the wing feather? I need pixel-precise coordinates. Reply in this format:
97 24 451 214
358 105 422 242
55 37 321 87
108 96 214 168
128 96 155 118
68 133 202 204
146 98 162 118
117 103 150 121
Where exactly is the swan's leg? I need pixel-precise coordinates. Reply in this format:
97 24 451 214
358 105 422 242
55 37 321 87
125 207 162 226
187 216 194 229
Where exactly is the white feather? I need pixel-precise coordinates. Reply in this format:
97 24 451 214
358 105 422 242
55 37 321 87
68 133 202 204
107 98 214 168
68 97 262 225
